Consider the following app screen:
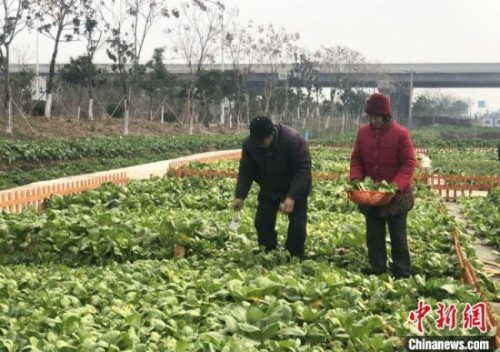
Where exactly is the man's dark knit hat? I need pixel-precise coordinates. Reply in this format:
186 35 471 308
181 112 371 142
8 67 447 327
250 116 274 141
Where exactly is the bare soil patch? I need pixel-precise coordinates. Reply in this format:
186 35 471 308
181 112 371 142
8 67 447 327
0 116 229 140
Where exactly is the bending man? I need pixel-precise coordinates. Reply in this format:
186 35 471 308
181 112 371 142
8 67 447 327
233 116 312 259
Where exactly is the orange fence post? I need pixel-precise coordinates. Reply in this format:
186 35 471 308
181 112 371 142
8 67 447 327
14 191 19 212
9 192 14 212
453 229 464 269
455 230 500 347
35 188 40 208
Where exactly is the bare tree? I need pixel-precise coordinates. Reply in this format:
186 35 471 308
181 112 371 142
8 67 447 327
102 0 179 134
0 0 31 134
254 24 299 118
224 15 256 125
167 0 224 134
320 45 368 131
11 44 33 65
291 49 321 121
82 0 106 120
138 47 178 122
34 0 85 119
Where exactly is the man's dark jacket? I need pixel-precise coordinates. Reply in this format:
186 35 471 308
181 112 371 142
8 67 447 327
235 124 312 201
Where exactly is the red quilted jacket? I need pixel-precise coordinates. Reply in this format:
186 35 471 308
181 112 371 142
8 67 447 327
349 121 416 190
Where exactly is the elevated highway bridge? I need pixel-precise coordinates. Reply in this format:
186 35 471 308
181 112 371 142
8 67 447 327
10 62 500 122
11 62 500 88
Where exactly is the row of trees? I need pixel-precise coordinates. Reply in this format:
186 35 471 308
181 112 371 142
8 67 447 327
2 0 383 134
1 0 186 134
1 0 474 136
13 54 376 128
413 92 470 118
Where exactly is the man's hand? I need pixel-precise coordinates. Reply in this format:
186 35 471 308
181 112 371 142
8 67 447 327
281 197 295 215
233 198 244 211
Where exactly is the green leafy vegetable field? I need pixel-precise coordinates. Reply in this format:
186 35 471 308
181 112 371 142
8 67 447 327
0 147 497 351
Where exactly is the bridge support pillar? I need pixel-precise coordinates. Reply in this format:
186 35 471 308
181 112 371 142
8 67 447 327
378 81 412 127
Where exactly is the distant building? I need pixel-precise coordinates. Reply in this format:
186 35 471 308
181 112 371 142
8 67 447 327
479 113 500 127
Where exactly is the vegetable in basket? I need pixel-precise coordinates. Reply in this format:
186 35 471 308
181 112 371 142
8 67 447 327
350 177 398 193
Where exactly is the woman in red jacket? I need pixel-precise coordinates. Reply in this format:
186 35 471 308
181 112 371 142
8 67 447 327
349 93 417 279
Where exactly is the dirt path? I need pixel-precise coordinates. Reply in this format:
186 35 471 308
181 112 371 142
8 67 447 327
445 202 500 316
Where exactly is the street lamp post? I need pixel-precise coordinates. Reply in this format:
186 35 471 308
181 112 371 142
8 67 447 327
220 9 225 126
35 25 39 100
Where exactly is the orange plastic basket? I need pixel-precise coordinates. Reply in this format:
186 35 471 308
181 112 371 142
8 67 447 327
348 190 393 206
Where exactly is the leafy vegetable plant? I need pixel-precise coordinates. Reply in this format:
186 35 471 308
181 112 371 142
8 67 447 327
350 177 397 193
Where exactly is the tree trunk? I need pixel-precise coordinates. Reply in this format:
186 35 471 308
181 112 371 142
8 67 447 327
88 54 94 120
161 105 164 123
220 99 225 125
45 22 64 119
3 48 13 135
88 98 94 120
235 69 241 122
316 90 320 118
245 93 250 124
45 94 53 119
264 90 271 115
6 97 12 136
77 85 83 120
330 88 336 117
147 95 152 121
272 90 278 121
124 99 129 135
185 80 196 127
205 97 210 127
284 80 289 121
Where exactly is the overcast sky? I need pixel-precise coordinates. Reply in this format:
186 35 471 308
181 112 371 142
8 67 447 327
227 0 500 64
226 0 500 112
11 0 500 112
